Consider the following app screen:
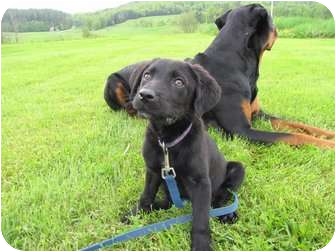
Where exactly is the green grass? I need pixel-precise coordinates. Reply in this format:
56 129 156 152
1 15 181 43
274 17 335 38
1 28 83 43
1 21 334 250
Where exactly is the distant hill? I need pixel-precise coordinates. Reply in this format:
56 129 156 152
1 1 333 33
72 1 333 30
72 1 236 30
2 9 73 32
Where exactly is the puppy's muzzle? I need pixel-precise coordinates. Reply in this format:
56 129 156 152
138 88 157 102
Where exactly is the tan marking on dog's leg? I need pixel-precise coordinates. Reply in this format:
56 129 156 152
115 82 127 106
278 133 334 149
241 100 252 124
271 118 335 140
250 98 260 116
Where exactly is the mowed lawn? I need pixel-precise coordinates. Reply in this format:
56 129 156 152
1 24 334 250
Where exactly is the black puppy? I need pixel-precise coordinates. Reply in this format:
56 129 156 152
128 59 245 250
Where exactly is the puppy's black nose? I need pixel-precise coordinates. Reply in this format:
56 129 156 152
138 88 156 102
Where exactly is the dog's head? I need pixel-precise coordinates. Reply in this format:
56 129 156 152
131 59 221 125
215 4 277 52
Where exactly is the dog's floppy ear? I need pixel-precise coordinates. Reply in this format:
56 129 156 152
246 6 270 49
129 59 157 99
249 5 268 30
189 64 221 117
215 9 232 30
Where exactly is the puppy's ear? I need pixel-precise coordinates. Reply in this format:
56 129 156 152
189 64 221 117
129 59 157 99
215 9 232 30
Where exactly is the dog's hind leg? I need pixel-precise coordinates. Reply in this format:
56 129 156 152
240 127 334 148
255 110 334 140
214 105 334 148
104 74 126 110
104 73 137 115
270 117 334 140
212 161 245 224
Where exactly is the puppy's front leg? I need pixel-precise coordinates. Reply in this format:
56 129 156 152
122 169 161 222
138 169 162 211
189 177 212 251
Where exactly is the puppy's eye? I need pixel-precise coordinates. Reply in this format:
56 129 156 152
174 79 184 88
143 73 151 80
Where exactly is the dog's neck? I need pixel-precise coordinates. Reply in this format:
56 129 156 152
149 116 195 146
202 29 261 101
206 32 260 65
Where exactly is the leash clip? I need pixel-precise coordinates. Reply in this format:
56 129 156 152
161 167 176 179
159 140 176 179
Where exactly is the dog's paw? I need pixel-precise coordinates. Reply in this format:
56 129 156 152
191 233 212 251
218 211 239 224
191 240 212 251
192 244 212 251
120 213 132 224
120 204 140 224
191 241 212 251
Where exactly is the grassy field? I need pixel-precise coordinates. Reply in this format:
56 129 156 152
1 20 334 250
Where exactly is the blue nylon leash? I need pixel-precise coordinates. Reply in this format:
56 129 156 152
163 175 185 208
159 141 186 208
80 140 239 251
80 192 238 251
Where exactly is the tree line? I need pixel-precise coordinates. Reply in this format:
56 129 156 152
2 9 72 32
1 1 332 33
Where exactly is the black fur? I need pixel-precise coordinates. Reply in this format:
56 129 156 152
191 4 281 143
103 4 289 145
125 59 245 250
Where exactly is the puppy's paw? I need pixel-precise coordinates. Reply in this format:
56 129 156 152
120 213 132 224
120 204 140 224
218 211 239 224
191 233 212 251
191 241 212 251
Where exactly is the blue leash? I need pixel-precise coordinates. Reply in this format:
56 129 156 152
81 142 239 251
80 175 238 251
163 175 185 208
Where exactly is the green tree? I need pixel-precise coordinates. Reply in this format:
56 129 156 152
82 17 93 38
177 11 199 33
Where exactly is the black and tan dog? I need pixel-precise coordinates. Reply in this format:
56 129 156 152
126 58 245 250
104 4 334 148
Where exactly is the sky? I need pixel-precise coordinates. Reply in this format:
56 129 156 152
1 0 134 14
